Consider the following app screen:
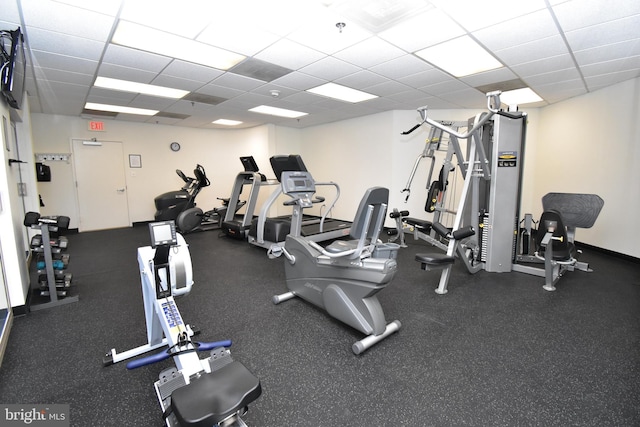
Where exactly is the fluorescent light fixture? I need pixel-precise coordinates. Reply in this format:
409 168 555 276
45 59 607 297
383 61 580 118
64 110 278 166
415 36 503 77
499 88 543 105
249 105 308 118
212 119 243 126
94 77 188 99
112 20 246 70
306 83 378 103
84 102 158 116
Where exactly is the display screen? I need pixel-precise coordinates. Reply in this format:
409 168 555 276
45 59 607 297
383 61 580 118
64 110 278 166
1 28 26 109
149 221 177 247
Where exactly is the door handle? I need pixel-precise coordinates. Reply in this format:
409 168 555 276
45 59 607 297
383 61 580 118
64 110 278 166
116 188 126 193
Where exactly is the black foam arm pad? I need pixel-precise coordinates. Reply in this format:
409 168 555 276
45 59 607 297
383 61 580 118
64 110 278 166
431 222 450 238
452 226 475 240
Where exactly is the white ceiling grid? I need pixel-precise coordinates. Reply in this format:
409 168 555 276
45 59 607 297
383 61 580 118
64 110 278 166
0 0 638 129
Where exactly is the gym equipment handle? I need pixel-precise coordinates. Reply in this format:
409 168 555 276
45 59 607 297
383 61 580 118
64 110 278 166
126 340 232 370
283 196 325 206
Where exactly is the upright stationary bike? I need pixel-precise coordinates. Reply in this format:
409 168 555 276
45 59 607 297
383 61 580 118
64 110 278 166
103 221 261 426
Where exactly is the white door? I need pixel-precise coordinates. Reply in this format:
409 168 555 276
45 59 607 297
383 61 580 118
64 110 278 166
72 139 130 231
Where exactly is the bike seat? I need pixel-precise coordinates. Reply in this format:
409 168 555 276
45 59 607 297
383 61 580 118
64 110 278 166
170 361 262 426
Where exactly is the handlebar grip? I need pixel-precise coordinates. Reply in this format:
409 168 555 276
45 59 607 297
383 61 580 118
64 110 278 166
497 110 524 120
195 340 232 352
126 340 232 370
127 350 170 370
401 124 421 135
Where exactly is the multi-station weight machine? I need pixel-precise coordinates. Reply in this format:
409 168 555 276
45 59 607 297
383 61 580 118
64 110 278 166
398 91 603 293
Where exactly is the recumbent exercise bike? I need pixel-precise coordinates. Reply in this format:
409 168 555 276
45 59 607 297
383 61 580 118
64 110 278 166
270 170 401 354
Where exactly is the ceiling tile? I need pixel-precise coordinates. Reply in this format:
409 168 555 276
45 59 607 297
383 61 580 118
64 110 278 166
299 57 361 81
574 39 640 66
8 0 640 129
378 8 465 52
161 60 224 84
473 9 559 52
363 80 415 97
270 72 328 91
397 67 450 89
564 14 640 51
150 74 207 92
552 0 640 32
210 73 265 92
333 36 406 68
19 0 114 41
369 54 432 80
419 78 471 96
96 63 158 84
523 67 583 87
102 44 173 74
49 0 123 16
29 50 99 75
580 55 640 77
197 23 281 57
495 35 570 66
433 0 547 32
510 54 576 78
119 0 215 38
334 70 388 90
287 16 372 55
533 79 587 102
459 67 519 87
25 27 105 60
443 88 486 108
33 66 93 85
254 39 325 70
585 69 640 91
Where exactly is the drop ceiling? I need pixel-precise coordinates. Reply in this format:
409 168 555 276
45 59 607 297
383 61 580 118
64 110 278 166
1 0 639 129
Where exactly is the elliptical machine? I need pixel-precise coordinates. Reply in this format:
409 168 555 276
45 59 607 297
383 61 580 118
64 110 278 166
154 164 245 233
103 220 262 426
271 171 401 354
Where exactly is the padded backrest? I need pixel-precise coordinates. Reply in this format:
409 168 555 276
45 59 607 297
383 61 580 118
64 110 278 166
535 209 571 260
350 187 389 240
541 193 604 229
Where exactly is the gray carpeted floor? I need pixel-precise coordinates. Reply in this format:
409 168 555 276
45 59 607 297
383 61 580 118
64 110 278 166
1 224 639 427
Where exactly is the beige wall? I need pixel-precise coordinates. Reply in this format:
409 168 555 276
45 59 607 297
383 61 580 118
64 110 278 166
28 76 640 257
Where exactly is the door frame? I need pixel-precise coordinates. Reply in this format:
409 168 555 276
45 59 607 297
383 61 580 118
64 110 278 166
70 138 131 232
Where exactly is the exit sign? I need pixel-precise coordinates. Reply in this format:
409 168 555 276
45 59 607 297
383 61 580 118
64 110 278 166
88 121 105 131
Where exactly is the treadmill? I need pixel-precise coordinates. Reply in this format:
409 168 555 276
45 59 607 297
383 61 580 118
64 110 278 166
248 154 351 249
221 156 278 239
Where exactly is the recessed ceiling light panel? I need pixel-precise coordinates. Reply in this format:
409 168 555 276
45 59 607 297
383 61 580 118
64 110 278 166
249 105 308 118
212 119 243 126
415 36 503 77
84 102 158 116
94 77 188 99
307 82 378 103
